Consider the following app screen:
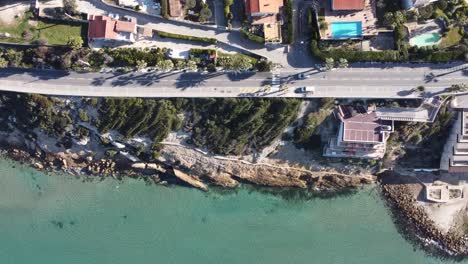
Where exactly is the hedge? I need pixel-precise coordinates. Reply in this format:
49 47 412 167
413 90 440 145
240 29 264 43
161 0 169 19
311 40 401 62
284 0 294 44
157 31 217 44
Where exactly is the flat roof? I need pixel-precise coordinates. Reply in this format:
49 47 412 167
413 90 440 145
339 106 392 143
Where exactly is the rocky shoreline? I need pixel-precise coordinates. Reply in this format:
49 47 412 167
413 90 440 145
0 132 375 193
379 171 468 258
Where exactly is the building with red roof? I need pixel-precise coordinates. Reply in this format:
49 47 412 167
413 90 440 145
331 0 365 10
88 15 137 45
244 0 284 42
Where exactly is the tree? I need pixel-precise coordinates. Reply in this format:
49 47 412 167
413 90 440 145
394 11 407 24
5 49 23 67
156 59 174 71
67 36 83 49
63 0 78 15
325 57 334 71
447 84 468 93
228 55 252 72
199 7 212 23
383 12 395 27
0 57 8 68
185 0 196 10
136 60 147 70
186 60 197 71
337 58 348 68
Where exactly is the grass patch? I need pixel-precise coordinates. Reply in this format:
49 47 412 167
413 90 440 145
439 26 462 49
217 51 258 65
0 12 84 45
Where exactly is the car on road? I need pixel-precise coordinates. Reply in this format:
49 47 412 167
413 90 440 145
297 73 310 79
295 86 315 94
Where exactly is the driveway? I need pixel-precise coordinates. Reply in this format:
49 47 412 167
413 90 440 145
78 0 313 69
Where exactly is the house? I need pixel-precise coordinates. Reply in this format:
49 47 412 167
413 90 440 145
323 105 394 159
320 0 377 40
245 0 283 42
88 15 137 45
168 0 183 17
324 97 443 160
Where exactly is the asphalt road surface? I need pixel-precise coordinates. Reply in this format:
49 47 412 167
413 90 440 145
0 64 466 98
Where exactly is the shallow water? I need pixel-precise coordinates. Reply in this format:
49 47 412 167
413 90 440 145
0 158 464 264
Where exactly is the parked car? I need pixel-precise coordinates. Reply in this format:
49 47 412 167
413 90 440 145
295 86 315 94
297 73 310 79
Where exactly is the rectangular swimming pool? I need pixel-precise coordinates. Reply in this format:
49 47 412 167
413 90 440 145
331 22 363 39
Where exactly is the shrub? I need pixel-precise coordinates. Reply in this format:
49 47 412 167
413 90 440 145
157 31 217 43
240 29 264 43
161 0 169 19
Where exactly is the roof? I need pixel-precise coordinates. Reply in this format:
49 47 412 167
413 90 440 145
332 0 365 10
88 15 136 40
338 106 392 143
246 0 284 15
263 22 281 42
168 0 182 17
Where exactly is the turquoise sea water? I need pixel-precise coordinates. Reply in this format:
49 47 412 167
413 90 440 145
0 158 464 264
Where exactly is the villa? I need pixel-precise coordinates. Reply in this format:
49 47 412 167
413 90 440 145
323 105 394 159
245 0 283 42
88 15 137 46
320 0 377 40
324 98 443 159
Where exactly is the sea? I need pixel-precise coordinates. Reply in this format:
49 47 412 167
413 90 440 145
0 158 464 264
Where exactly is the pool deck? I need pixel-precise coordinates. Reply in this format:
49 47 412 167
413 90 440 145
321 0 377 40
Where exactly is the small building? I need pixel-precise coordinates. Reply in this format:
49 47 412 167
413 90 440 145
88 15 137 45
324 105 394 159
245 0 283 42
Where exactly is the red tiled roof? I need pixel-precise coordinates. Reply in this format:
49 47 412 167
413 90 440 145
88 15 135 40
332 0 365 10
246 0 283 15
88 15 116 40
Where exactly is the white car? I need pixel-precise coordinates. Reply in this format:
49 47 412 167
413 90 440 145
295 86 315 94
297 73 310 79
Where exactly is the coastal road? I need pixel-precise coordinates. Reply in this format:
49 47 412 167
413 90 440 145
0 64 466 98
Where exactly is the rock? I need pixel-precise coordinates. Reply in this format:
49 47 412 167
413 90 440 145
34 162 44 169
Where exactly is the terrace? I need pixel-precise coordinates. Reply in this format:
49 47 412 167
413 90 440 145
320 0 377 40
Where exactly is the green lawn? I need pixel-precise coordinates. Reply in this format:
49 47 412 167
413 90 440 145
0 11 84 45
439 26 462 49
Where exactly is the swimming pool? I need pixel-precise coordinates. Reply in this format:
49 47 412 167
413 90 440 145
409 32 441 47
331 22 363 38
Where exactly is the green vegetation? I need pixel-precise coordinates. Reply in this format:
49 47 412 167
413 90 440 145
161 0 170 19
0 12 85 45
240 29 265 43
157 30 217 44
439 26 463 49
224 0 234 27
1 93 72 138
96 97 301 156
283 0 294 44
293 99 335 151
98 98 181 142
217 52 258 72
188 98 301 155
199 4 213 23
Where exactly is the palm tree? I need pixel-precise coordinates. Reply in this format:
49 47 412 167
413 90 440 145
337 58 348 68
325 57 334 71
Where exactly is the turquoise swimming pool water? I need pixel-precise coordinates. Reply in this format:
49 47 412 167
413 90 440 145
410 32 441 47
331 21 363 38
